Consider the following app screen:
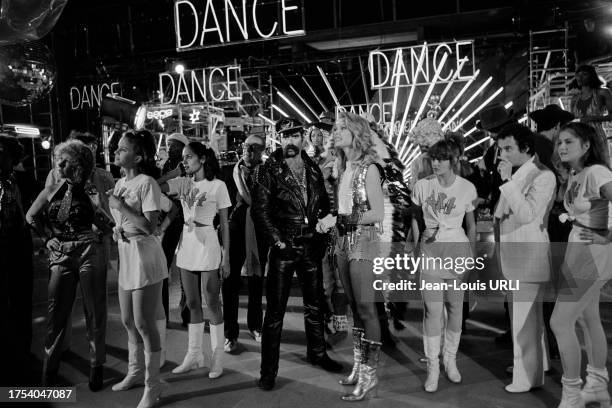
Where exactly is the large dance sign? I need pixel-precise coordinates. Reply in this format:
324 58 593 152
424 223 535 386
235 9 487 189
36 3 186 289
368 40 476 89
174 0 305 51
158 65 242 104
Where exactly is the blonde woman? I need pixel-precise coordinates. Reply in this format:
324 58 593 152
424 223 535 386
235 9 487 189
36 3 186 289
27 140 107 391
330 112 385 401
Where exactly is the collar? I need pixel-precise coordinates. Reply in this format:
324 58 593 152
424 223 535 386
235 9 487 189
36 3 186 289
511 156 536 181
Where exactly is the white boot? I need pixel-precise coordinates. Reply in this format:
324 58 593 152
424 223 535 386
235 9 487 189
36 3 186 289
137 350 164 408
172 322 205 374
423 335 441 393
581 365 610 407
443 330 462 383
156 320 167 368
558 377 585 408
209 323 224 379
112 342 144 391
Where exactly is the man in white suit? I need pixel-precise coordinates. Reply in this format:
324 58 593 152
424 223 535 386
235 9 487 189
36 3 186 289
494 124 556 393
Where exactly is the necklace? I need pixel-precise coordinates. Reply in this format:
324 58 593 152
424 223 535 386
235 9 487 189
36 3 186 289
288 162 307 200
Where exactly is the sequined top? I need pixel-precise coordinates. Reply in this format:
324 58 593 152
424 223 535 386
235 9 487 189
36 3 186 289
47 181 95 238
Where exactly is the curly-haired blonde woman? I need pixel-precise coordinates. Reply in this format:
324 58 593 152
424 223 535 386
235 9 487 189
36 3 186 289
27 140 107 391
329 112 385 401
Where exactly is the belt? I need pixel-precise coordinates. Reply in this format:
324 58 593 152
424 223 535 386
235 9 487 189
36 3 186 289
336 214 373 237
184 221 212 228
114 229 148 243
53 231 97 242
279 223 314 242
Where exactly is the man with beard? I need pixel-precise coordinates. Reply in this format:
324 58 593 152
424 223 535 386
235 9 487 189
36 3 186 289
253 118 342 391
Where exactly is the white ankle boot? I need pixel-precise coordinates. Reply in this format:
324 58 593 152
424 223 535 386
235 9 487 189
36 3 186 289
581 365 610 407
156 320 166 368
558 377 585 408
443 330 462 383
424 335 441 393
137 350 165 408
112 342 144 391
172 322 205 374
209 323 224 379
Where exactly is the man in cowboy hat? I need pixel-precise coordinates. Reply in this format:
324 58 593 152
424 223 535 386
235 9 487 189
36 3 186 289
529 104 575 142
252 117 342 391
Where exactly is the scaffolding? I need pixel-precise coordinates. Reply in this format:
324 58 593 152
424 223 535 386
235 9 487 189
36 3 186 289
528 26 570 124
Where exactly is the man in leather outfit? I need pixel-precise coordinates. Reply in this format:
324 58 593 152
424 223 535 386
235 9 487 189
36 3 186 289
252 118 342 391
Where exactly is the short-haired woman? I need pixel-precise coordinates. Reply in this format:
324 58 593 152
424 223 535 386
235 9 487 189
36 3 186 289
27 140 107 391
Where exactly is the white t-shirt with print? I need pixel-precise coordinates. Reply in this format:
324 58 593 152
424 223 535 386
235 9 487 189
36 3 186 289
112 174 162 235
412 175 477 241
167 177 231 270
167 177 232 225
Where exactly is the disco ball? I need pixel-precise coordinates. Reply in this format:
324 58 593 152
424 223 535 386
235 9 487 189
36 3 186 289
0 41 56 107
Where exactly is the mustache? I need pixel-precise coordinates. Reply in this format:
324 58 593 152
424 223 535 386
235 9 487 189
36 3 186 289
283 145 299 156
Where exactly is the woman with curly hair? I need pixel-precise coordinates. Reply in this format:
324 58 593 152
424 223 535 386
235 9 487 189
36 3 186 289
551 123 612 408
108 130 168 408
327 111 385 401
26 140 107 391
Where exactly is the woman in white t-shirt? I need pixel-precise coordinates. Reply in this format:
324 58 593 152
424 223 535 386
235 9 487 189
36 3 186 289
108 130 168 407
159 142 231 379
550 123 612 407
411 139 477 393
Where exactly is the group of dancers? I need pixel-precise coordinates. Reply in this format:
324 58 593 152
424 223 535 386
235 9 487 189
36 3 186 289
0 69 611 407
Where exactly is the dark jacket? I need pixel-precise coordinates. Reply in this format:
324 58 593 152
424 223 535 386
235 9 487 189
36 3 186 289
252 148 330 245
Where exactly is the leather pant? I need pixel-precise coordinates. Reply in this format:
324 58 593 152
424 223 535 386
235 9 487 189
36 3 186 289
44 239 106 376
260 240 326 377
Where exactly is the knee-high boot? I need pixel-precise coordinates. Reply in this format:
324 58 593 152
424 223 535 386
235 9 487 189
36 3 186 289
443 330 462 383
558 377 585 408
209 323 224 379
581 365 610 407
424 335 441 392
339 328 364 386
137 350 164 408
341 339 382 402
112 342 144 391
172 322 205 374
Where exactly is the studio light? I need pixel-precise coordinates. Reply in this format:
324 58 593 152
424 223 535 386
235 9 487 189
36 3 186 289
100 94 147 130
174 63 185 74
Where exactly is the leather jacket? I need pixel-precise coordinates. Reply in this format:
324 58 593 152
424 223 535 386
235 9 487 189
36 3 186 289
252 148 330 245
